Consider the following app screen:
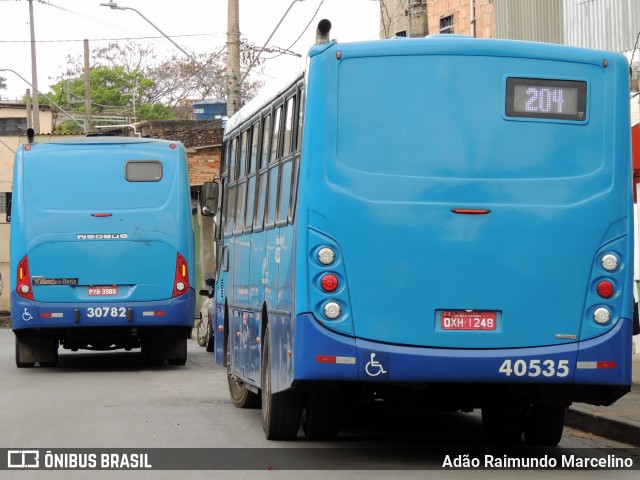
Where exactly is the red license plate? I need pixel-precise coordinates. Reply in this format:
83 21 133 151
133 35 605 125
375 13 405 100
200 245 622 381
440 311 497 330
88 286 118 296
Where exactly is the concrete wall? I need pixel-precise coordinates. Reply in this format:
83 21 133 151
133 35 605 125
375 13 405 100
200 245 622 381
0 105 54 311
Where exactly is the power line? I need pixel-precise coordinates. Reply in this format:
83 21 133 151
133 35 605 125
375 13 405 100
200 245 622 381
0 33 218 44
262 0 326 60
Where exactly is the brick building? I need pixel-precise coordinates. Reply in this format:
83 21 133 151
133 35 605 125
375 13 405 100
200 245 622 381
379 0 564 43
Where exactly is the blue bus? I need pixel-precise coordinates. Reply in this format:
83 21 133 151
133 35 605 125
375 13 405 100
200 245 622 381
201 24 636 444
9 137 195 367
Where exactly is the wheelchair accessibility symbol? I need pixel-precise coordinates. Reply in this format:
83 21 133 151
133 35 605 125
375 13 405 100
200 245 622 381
365 352 387 377
22 308 33 322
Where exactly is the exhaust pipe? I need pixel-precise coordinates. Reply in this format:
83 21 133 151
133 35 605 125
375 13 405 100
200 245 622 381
316 19 332 44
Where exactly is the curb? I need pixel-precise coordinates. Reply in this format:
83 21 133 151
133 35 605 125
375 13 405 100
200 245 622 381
566 407 640 446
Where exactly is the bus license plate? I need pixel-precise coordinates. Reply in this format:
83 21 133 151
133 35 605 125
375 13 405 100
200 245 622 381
440 311 496 330
88 286 118 296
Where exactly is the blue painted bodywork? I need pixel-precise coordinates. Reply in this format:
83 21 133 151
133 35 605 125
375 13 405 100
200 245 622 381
217 36 633 399
10 138 196 338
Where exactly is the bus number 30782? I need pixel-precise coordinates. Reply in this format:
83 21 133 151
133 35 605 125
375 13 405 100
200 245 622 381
499 359 570 378
86 307 127 318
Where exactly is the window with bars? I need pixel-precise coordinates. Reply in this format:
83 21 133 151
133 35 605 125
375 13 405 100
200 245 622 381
440 15 454 34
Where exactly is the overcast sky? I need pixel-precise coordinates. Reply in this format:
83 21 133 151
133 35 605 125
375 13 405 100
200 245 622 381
0 0 381 100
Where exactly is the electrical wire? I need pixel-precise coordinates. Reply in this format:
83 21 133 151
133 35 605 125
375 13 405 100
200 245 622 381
262 0 325 61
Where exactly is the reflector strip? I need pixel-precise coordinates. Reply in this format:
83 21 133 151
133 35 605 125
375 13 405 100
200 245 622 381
316 355 356 365
143 311 166 317
577 361 617 369
40 312 63 318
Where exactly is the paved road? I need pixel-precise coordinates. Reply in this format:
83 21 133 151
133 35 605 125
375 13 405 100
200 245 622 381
0 328 637 480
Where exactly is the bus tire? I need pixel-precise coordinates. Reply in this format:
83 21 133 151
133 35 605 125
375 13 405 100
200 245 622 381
15 337 35 368
226 333 259 408
261 328 301 440
302 391 341 440
167 337 188 366
205 318 214 353
523 404 565 446
482 405 524 444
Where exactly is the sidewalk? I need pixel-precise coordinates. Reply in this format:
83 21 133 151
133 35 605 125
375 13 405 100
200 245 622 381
566 352 640 446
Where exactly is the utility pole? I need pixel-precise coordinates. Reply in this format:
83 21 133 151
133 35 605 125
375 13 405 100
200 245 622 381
28 0 40 134
84 39 92 133
25 89 32 129
226 0 241 116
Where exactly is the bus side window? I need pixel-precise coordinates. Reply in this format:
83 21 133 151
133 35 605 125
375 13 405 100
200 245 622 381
277 94 296 225
225 137 239 237
277 159 293 225
282 96 295 158
265 164 280 229
295 86 305 152
270 106 282 164
255 114 271 232
234 130 249 234
265 106 283 229
245 122 260 233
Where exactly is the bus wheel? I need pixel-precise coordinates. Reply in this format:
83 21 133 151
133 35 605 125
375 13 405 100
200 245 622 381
523 404 565 446
167 337 188 366
482 405 525 444
15 337 35 368
261 328 301 440
205 318 214 353
226 334 259 408
302 391 341 440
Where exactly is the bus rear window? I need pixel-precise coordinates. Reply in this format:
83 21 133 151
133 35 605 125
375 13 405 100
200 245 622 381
125 161 163 182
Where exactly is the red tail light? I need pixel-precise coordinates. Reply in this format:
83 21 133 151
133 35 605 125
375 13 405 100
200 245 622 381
321 274 338 292
172 252 189 297
17 256 34 300
597 280 614 298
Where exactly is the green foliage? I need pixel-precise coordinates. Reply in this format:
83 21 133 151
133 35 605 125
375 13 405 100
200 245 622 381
137 103 176 121
0 75 6 92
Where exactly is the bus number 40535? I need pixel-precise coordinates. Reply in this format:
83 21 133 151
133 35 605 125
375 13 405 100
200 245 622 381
498 359 570 378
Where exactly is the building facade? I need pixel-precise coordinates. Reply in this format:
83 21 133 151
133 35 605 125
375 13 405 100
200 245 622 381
0 103 54 311
379 0 640 53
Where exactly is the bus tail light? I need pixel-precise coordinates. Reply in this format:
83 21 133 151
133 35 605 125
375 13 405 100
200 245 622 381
321 274 338 292
597 280 614 298
172 252 189 297
17 256 34 300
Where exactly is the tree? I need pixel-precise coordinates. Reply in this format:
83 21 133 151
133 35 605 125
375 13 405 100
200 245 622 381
55 40 265 110
43 65 173 132
0 76 7 99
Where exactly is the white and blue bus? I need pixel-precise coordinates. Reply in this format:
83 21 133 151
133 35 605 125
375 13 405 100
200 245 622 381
202 24 636 444
10 137 195 367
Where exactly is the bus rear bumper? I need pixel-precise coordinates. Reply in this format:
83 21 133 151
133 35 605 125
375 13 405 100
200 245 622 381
10 290 196 331
294 313 632 387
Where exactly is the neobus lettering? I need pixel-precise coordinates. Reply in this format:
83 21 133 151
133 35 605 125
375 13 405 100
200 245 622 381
77 234 129 240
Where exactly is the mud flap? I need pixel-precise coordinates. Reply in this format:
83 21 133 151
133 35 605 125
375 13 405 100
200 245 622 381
16 336 58 364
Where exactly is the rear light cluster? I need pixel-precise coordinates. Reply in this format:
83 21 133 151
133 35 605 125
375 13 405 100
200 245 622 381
172 252 190 298
593 252 619 325
16 256 34 300
317 247 341 320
